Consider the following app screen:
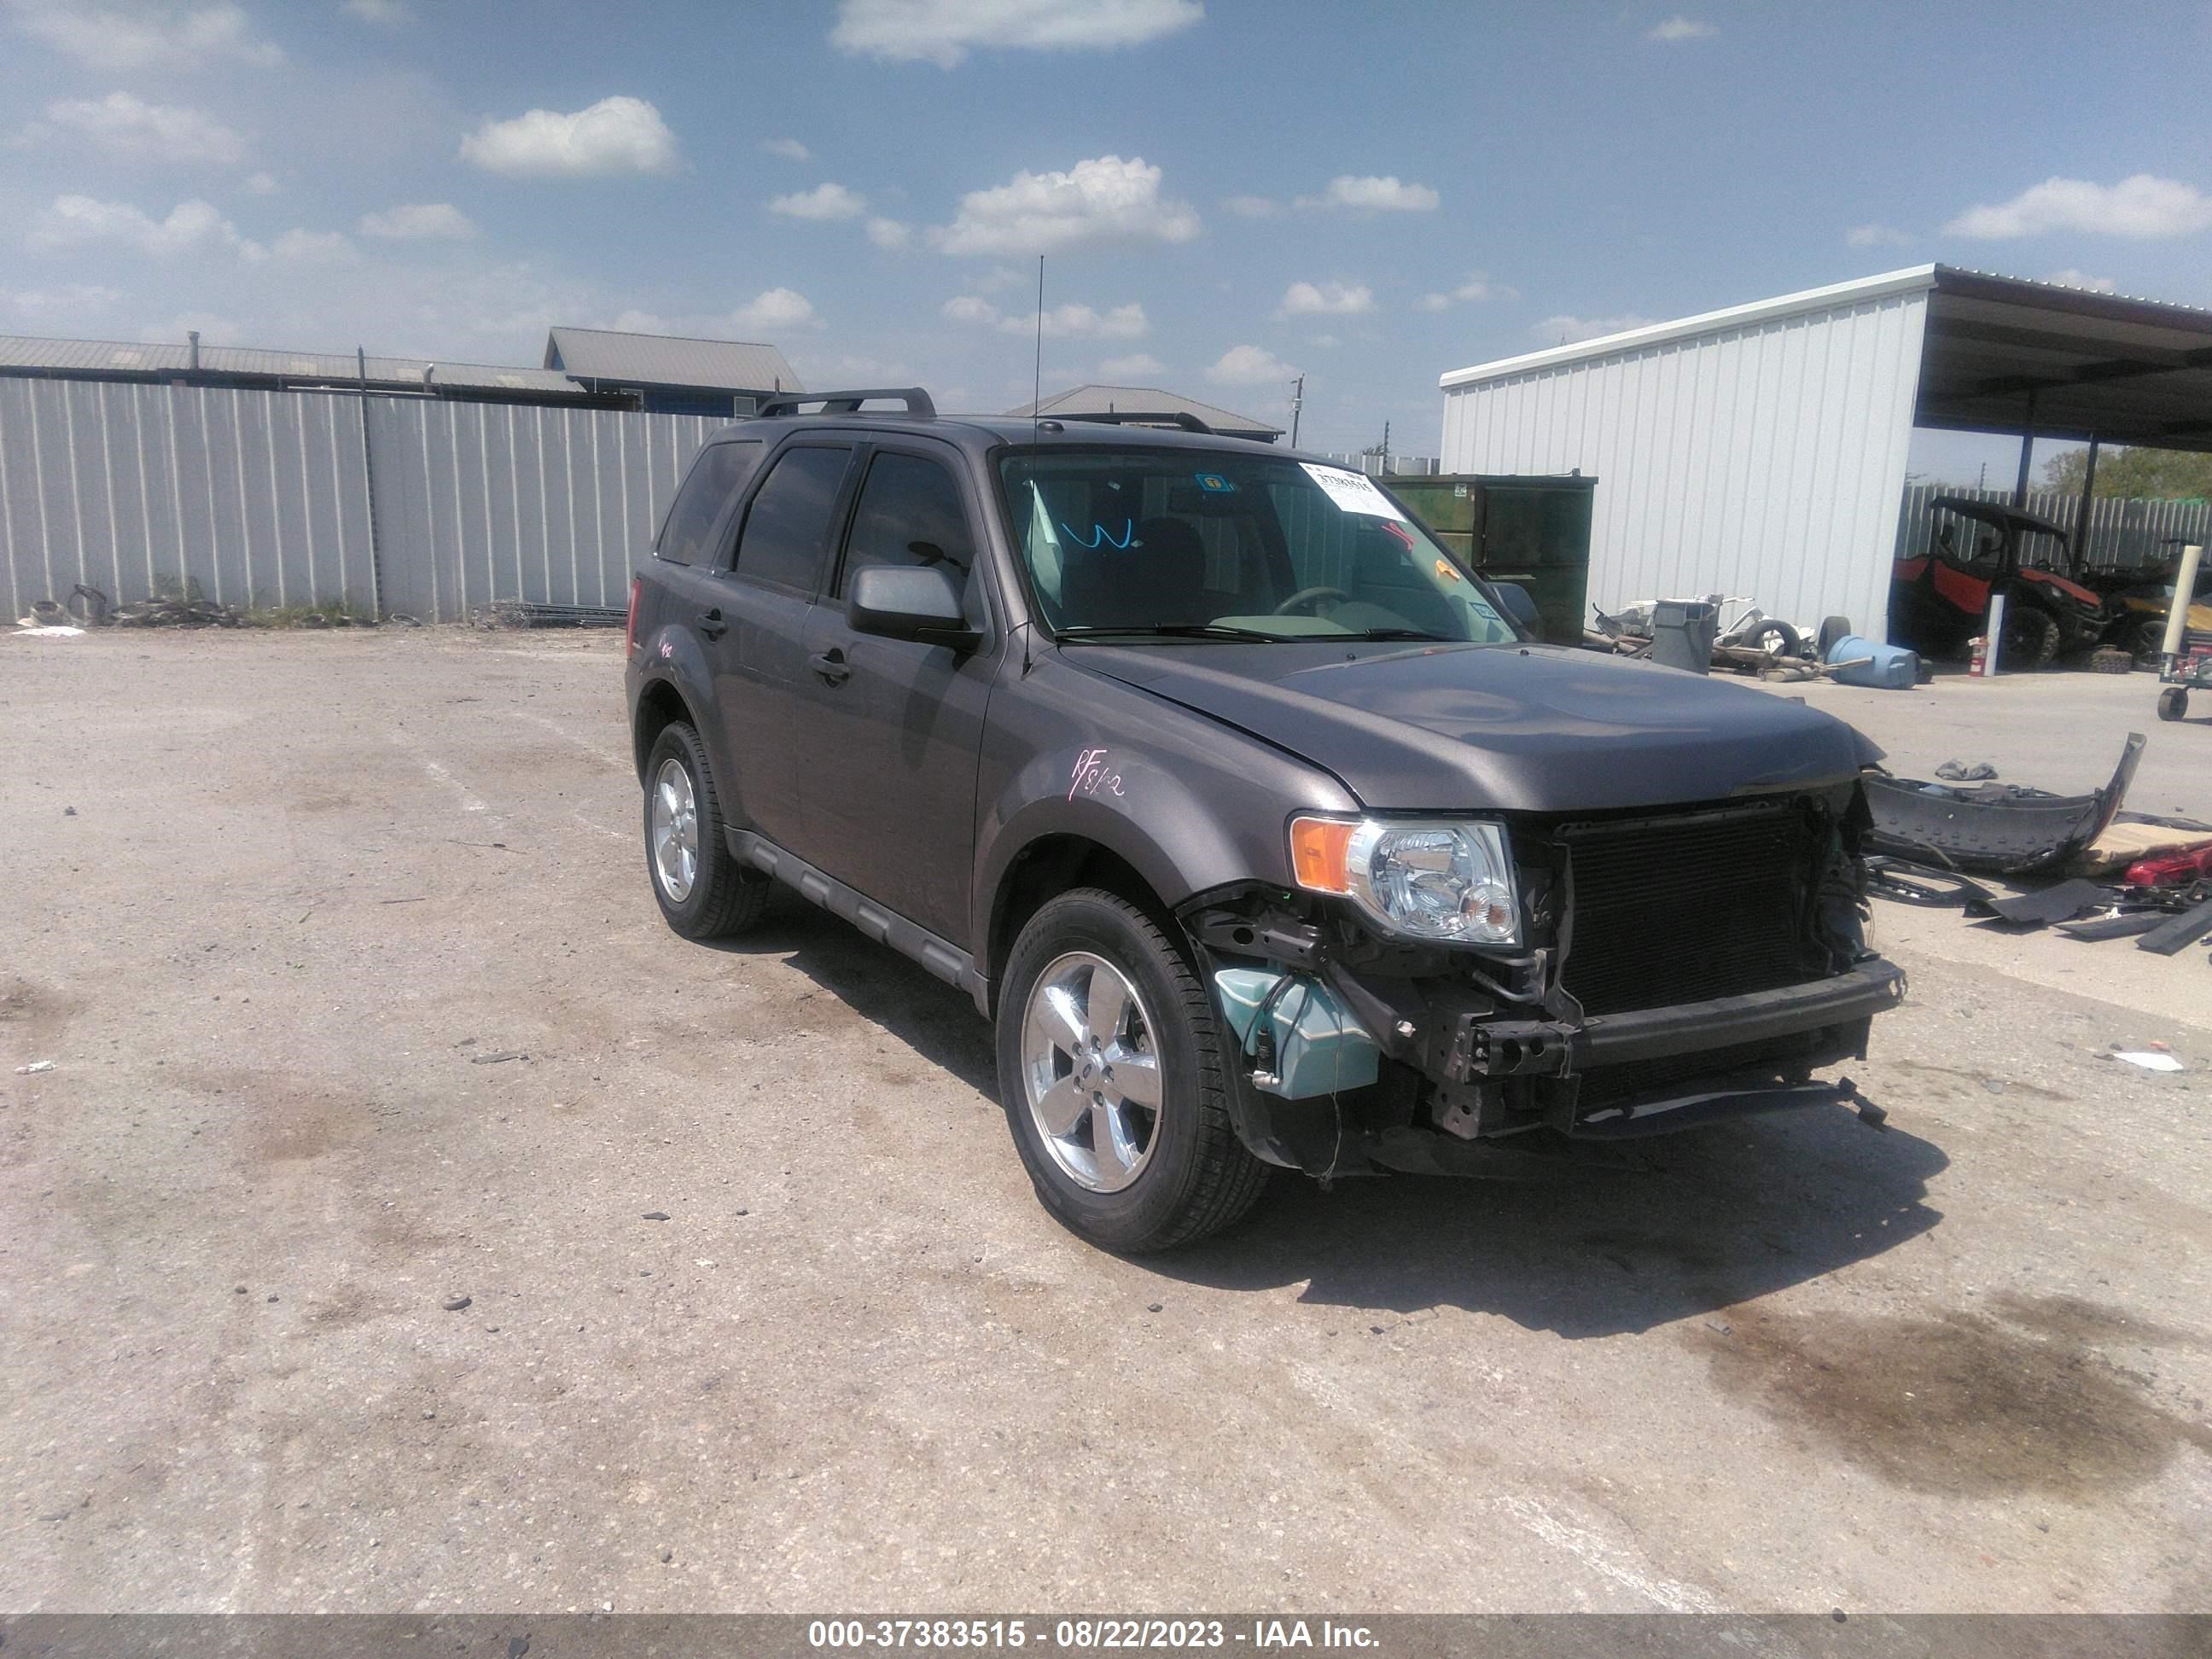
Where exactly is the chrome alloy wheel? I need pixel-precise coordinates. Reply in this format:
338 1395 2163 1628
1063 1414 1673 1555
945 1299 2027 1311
649 756 700 903
1020 951 1165 1193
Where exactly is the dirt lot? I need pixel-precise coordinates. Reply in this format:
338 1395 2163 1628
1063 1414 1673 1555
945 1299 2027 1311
2 629 2208 1615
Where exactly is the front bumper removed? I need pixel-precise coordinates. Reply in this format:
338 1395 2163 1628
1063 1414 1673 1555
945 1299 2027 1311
1202 953 1906 1177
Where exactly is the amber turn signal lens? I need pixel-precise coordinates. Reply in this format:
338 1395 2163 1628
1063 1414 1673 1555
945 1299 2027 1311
1289 816 1357 894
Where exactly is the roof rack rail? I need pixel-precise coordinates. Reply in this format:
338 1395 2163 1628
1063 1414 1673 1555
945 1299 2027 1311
759 387 936 419
1050 410 1214 435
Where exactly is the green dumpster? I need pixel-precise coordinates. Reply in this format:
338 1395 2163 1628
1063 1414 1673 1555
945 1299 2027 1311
1388 474 1595 648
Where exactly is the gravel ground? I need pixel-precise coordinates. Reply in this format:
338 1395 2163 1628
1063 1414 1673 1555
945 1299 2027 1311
1 629 2207 1616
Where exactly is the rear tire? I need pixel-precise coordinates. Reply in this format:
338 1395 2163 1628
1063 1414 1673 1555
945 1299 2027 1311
2158 686 2190 722
643 721 771 940
996 889 1268 1254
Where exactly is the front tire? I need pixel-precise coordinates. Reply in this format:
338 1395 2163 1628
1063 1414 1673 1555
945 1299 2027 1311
2158 686 2190 722
2000 603 2060 669
996 889 1267 1254
643 721 771 939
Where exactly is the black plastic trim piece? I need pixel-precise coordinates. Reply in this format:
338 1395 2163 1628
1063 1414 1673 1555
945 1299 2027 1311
1569 960 1906 1070
725 828 987 1010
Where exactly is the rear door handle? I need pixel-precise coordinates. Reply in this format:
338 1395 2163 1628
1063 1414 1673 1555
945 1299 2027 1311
807 648 851 685
698 607 726 640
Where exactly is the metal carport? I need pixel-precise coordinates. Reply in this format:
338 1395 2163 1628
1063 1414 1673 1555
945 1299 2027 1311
1437 265 2212 643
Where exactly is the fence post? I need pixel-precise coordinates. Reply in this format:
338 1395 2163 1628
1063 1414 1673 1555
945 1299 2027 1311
356 347 383 618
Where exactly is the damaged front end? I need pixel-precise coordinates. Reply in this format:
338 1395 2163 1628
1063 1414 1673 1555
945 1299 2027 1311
1181 784 1906 1179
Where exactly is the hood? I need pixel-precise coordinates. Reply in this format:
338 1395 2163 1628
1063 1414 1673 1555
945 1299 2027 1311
1066 641 1876 812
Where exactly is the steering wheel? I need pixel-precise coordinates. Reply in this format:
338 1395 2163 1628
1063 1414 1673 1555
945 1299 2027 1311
1273 585 1349 616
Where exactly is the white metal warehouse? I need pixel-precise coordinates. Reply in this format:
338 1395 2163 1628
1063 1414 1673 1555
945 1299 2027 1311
1436 265 2212 641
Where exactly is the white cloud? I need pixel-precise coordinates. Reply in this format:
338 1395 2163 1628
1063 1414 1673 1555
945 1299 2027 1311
342 0 413 22
3 282 128 322
1296 174 1440 212
1098 352 1163 379
934 154 1198 255
1278 280 1374 318
1846 223 1912 247
27 193 259 259
1224 195 1278 218
34 91 247 165
2043 268 2118 294
726 288 820 334
830 0 1202 67
1533 312 1656 345
1206 344 1296 386
1944 174 2212 240
242 170 277 195
864 217 912 249
943 295 1149 337
1418 275 1516 310
271 227 355 264
7 1 281 69
1307 334 1341 348
1646 15 1715 41
770 182 869 220
761 137 810 162
357 201 475 240
460 96 679 178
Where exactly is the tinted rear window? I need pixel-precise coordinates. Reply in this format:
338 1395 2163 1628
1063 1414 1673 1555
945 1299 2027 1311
656 440 761 566
733 445 852 591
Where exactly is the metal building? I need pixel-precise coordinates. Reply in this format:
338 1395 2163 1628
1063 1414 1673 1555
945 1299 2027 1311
543 326 803 417
1437 265 2212 640
1007 383 1283 441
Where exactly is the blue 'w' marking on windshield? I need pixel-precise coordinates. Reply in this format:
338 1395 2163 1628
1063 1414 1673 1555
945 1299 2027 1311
1061 520 1135 550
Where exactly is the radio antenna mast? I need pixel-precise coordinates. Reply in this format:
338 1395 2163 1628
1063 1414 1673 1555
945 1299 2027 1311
1032 254 1045 438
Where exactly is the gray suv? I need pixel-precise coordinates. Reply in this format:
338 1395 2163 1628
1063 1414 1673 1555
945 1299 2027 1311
625 390 1903 1253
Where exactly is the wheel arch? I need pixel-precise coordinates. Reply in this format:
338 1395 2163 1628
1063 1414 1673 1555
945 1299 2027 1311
984 833 1180 1016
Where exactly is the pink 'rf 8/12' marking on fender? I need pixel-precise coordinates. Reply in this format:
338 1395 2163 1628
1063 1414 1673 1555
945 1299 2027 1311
1068 748 1126 801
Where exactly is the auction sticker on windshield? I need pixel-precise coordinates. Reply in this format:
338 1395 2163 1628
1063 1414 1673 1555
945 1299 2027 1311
1300 463 1409 521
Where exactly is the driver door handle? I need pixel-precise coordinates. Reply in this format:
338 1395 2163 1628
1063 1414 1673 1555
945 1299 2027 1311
808 648 851 685
697 607 726 641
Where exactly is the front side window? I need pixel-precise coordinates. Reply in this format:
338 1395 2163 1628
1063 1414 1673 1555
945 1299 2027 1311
732 445 852 591
656 439 760 565
998 448 1515 643
838 451 975 596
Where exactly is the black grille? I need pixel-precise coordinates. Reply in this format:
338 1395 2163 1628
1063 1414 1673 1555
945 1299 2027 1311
1559 804 1829 1017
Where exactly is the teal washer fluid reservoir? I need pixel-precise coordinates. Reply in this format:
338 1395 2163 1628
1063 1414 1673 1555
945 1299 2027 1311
1212 967 1382 1098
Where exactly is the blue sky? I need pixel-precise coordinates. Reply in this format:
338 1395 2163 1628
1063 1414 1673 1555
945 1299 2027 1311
4 0 2211 467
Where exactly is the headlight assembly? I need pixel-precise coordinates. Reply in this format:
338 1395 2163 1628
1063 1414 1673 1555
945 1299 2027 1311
1289 815 1519 946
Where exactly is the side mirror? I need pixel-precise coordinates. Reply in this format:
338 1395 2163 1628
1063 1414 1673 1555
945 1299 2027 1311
1490 581 1542 637
847 564 981 650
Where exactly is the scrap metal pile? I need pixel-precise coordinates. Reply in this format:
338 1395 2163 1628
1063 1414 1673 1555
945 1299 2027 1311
1862 732 2212 965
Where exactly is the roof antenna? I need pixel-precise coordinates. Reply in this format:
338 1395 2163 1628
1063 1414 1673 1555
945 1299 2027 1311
1032 253 1045 436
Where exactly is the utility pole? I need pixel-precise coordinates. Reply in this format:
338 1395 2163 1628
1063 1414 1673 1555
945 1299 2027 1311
1289 374 1303 447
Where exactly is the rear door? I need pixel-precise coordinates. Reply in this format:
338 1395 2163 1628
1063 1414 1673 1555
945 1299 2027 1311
794 440 997 943
706 440 856 849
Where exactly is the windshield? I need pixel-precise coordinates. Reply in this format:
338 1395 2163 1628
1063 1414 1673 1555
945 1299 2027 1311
998 447 1518 643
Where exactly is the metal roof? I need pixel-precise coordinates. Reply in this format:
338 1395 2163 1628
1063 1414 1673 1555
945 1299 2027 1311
0 332 581 395
1441 265 2212 454
543 326 802 393
1004 383 1283 439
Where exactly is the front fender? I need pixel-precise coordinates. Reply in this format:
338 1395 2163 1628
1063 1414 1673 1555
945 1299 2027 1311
969 654 1359 964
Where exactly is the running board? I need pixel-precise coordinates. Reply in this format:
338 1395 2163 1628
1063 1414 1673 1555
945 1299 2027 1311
725 829 989 1013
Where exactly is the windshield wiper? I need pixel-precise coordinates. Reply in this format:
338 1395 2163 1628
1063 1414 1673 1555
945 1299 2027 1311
1338 627 1452 642
1055 623 1294 643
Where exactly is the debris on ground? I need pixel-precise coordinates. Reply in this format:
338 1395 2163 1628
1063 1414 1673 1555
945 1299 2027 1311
474 602 626 630
442 1295 472 1311
2107 1051 2185 1073
1935 760 1998 782
14 1060 55 1074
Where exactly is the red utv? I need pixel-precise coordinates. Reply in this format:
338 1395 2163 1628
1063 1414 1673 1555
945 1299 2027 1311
1889 496 2109 667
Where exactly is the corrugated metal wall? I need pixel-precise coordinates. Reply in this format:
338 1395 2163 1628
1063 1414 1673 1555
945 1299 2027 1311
364 399 717 620
1 379 719 621
1440 290 1930 637
0 377 374 622
1895 483 2209 573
